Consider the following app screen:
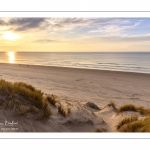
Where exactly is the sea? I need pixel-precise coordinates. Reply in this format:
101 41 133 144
0 52 150 74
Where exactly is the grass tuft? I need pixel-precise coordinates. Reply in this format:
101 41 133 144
118 117 150 132
57 105 71 117
107 101 116 107
117 104 137 114
46 94 58 107
136 106 150 116
116 115 138 130
117 104 150 116
115 103 150 132
0 79 51 120
95 127 107 132
58 105 67 117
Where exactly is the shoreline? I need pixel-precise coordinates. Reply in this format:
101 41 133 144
1 62 150 77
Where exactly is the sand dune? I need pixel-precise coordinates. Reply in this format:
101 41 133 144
0 63 150 132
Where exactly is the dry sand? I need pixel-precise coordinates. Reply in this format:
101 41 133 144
0 63 150 132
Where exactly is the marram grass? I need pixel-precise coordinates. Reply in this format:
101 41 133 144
46 94 58 107
118 104 137 113
116 115 138 130
117 104 150 116
116 104 150 132
107 101 116 107
118 117 150 132
95 127 107 132
0 79 51 120
57 105 71 117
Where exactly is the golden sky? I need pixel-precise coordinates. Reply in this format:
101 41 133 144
0 18 150 52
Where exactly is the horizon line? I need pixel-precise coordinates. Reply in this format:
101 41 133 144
1 51 150 53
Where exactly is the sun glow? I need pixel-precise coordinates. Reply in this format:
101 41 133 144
8 51 15 63
3 31 19 41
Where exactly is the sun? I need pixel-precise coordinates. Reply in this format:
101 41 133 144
2 31 19 41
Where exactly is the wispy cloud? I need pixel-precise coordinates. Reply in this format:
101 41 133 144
89 22 140 35
0 19 6 25
34 39 58 43
45 18 133 32
9 18 47 31
85 33 150 43
45 18 91 31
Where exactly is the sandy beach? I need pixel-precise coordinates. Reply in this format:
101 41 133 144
1 63 150 132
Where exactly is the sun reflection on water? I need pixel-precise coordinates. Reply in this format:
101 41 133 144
8 51 15 63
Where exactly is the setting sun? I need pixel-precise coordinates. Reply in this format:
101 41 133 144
2 31 19 41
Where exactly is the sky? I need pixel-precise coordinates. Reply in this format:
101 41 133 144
0 18 150 52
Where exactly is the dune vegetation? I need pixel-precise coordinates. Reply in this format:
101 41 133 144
0 79 51 120
1 79 150 132
117 104 150 115
116 115 138 130
116 104 150 132
0 79 72 120
117 117 150 132
107 101 116 107
95 127 107 132
46 94 71 117
46 94 58 107
57 104 71 117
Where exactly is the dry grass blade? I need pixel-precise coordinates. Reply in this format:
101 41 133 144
67 107 71 114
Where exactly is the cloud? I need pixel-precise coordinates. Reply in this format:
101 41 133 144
0 18 143 34
0 18 103 32
45 18 133 32
89 22 140 35
90 34 150 43
34 39 58 43
8 18 47 31
119 34 150 42
0 19 6 25
0 18 91 32
45 18 91 31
